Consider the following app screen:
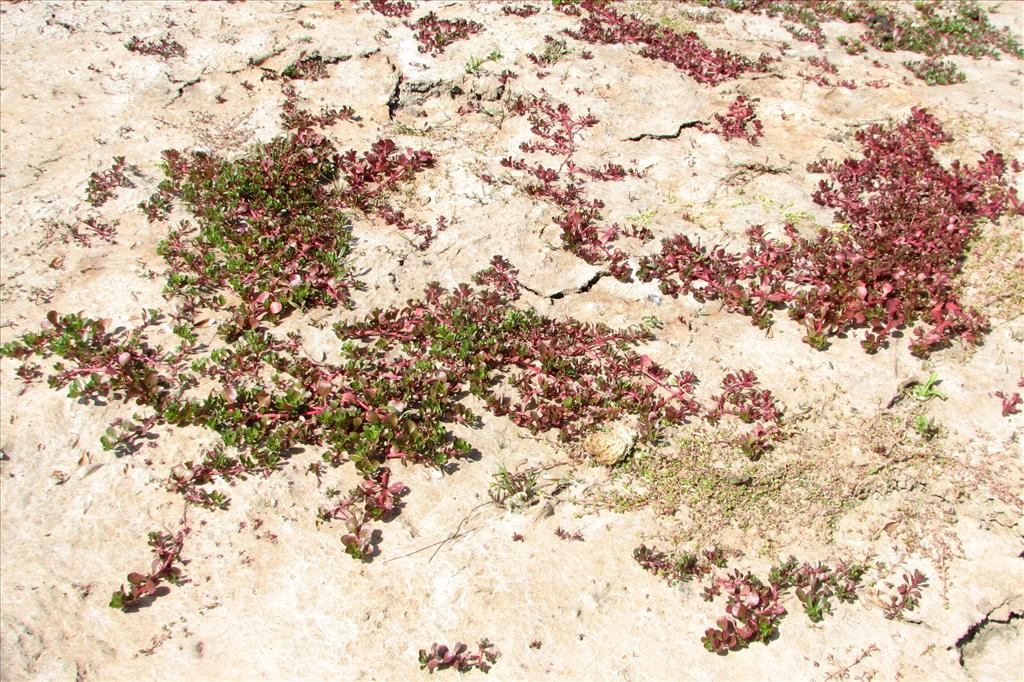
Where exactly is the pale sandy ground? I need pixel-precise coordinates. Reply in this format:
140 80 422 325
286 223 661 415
1 1 1022 680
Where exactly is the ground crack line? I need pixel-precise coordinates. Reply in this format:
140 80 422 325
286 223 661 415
951 597 1023 666
524 270 608 301
386 59 403 120
623 120 703 142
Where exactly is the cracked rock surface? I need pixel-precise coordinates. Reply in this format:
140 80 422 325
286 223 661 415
1 1 1022 680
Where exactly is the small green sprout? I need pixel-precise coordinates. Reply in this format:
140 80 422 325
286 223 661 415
464 50 502 75
488 463 539 510
913 415 940 440
910 372 948 401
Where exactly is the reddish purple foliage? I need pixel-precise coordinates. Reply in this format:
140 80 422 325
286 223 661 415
85 156 135 207
633 544 715 583
502 4 539 18
636 545 866 654
280 84 360 130
698 96 764 145
565 1 774 86
799 55 858 89
702 570 786 653
706 370 783 458
641 108 1022 356
879 570 927 620
805 108 1020 354
281 51 335 81
361 0 414 17
67 217 118 246
500 96 644 281
152 129 362 325
638 225 795 331
346 256 701 440
319 467 408 559
407 12 482 55
554 526 584 541
337 138 443 248
419 640 499 673
806 55 838 74
109 526 189 610
994 391 1021 416
337 138 435 208
125 35 185 59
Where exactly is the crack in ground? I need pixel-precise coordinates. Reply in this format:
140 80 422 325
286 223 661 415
225 44 287 74
386 61 403 120
167 76 201 104
623 120 703 142
544 270 608 301
951 599 1023 667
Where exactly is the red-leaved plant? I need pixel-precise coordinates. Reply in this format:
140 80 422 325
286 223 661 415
419 640 499 673
502 4 539 18
125 35 185 59
878 569 928 620
640 108 1022 356
110 526 189 610
318 467 408 560
564 1 775 86
698 96 764 145
636 544 867 654
706 370 783 459
994 390 1021 417
361 0 414 18
499 95 645 281
85 156 136 207
407 12 483 55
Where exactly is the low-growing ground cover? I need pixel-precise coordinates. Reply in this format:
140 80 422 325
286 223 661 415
0 1 1021 679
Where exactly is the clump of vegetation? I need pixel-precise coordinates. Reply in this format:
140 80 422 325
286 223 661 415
499 95 645 281
125 35 185 59
502 4 540 18
554 526 584 541
639 108 1023 356
527 36 572 67
904 57 966 85
564 1 775 86
635 544 872 654
109 527 189 611
876 570 928 620
698 96 764 145
465 50 503 75
361 0 414 18
837 34 867 54
419 640 499 673
489 463 539 510
913 415 940 440
633 544 725 584
994 390 1021 417
700 1 1022 59
2 243 708 605
407 12 483 55
706 370 783 459
281 51 333 81
141 126 439 335
280 84 360 130
318 467 408 559
343 256 701 441
85 156 136 207
146 130 361 334
910 372 948 402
